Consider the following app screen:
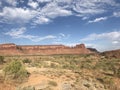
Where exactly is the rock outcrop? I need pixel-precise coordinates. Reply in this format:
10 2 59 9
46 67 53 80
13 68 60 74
101 49 120 58
87 48 99 53
0 43 92 55
0 43 20 55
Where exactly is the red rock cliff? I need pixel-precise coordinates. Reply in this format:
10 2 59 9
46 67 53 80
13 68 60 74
0 43 91 55
0 43 20 55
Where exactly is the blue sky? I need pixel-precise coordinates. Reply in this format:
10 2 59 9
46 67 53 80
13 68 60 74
0 0 120 51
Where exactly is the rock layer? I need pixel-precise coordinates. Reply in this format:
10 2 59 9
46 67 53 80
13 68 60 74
0 43 91 55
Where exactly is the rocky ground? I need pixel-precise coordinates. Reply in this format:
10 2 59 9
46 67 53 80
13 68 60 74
0 54 120 90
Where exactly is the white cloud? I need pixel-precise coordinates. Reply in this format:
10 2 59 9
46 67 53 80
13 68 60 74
40 2 72 19
58 33 69 40
37 0 72 4
0 1 72 25
33 16 51 25
80 31 120 51
32 35 56 42
4 28 71 43
54 0 72 4
112 41 119 44
4 27 56 42
113 12 120 17
0 7 37 23
52 42 82 47
53 33 70 43
73 0 116 16
32 2 72 25
37 0 52 3
85 43 96 48
82 17 89 20
28 1 39 9
88 17 108 23
0 0 118 25
81 31 120 41
59 33 65 37
5 27 26 38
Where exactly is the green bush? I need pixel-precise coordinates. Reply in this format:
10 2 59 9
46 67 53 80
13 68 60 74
0 56 4 64
22 58 31 64
117 68 120 78
3 60 28 82
113 67 120 78
16 86 35 90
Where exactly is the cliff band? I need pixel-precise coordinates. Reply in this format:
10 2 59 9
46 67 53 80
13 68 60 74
0 43 91 55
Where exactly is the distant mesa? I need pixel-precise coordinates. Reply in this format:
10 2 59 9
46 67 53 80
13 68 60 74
0 43 93 55
87 48 99 53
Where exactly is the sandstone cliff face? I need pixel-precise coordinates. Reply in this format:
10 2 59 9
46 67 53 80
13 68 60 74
0 43 21 55
0 43 91 55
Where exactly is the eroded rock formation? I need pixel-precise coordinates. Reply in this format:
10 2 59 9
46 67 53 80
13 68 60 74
0 43 92 55
101 49 120 58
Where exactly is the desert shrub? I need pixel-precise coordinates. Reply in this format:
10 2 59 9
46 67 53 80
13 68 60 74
50 63 57 68
22 58 31 64
113 67 120 78
16 86 35 90
3 60 28 82
48 81 57 86
97 76 113 89
0 56 4 64
94 59 115 71
116 68 120 78
80 60 93 69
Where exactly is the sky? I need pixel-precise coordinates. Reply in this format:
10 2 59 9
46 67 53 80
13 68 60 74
0 0 120 51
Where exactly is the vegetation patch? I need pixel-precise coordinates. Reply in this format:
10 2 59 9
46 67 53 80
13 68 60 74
22 58 31 64
48 81 57 87
0 56 4 64
3 60 29 83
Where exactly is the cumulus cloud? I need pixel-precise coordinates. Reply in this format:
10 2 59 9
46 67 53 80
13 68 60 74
40 2 72 18
33 16 51 25
32 2 72 25
0 7 37 23
0 0 118 25
88 17 108 23
0 0 72 25
4 27 56 42
28 0 39 9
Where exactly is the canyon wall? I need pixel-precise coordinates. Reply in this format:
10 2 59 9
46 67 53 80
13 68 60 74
0 43 91 55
